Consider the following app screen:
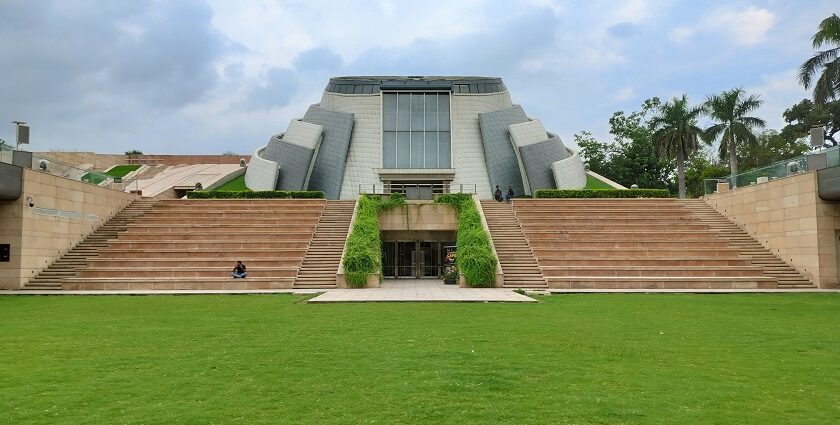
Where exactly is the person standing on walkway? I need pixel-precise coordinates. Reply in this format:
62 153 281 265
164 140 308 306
505 185 514 203
494 185 503 202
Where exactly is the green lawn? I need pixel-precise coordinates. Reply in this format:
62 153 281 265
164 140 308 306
1 294 839 424
105 164 141 178
585 174 615 189
212 174 248 191
80 172 108 184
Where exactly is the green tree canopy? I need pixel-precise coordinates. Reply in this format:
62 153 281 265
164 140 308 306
703 88 765 187
781 98 840 146
650 95 705 199
800 13 840 106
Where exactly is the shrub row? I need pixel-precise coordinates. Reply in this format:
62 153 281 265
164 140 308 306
435 193 498 287
534 189 670 198
186 190 325 199
342 193 406 287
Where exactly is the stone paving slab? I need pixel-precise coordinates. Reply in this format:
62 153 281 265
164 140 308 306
307 279 537 303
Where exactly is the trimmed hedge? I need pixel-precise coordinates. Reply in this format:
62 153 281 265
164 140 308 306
534 189 670 198
343 193 406 287
435 193 498 287
186 190 324 199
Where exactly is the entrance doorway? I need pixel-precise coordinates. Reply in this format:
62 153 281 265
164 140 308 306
382 240 453 278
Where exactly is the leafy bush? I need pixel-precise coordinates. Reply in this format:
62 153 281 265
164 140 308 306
534 189 670 198
343 193 406 287
435 193 498 287
186 190 324 199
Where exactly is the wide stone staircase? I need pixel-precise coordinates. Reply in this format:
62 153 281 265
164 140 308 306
62 199 326 290
294 200 356 289
682 199 815 288
24 199 157 290
510 198 810 289
480 201 547 287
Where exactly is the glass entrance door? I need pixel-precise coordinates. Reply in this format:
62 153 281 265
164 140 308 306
383 241 444 278
397 241 416 278
419 242 439 277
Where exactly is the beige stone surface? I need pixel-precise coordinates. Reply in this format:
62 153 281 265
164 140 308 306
378 203 458 231
0 168 138 289
704 172 839 288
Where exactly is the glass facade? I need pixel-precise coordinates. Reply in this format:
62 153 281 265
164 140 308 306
382 92 451 169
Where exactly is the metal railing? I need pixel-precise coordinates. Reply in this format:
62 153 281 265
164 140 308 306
359 183 477 200
703 145 840 195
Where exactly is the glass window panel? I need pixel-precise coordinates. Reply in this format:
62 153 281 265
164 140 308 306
424 131 438 169
411 131 424 168
397 94 410 130
424 94 438 131
382 131 396 168
438 94 450 130
410 94 424 130
439 131 451 168
383 94 397 131
397 132 411 168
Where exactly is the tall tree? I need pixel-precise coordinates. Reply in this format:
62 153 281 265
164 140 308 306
800 14 840 106
738 129 810 170
703 88 766 187
650 95 705 199
781 98 840 146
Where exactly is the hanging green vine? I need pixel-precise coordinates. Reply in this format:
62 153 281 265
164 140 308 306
342 193 406 287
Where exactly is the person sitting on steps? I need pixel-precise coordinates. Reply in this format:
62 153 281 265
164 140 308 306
494 185 503 202
506 185 514 203
231 260 247 278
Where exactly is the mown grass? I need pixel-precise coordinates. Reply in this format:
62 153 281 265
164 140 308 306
1 294 839 424
585 174 614 189
105 164 141 178
212 174 248 191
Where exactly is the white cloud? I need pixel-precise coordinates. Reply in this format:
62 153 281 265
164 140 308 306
746 69 809 130
668 26 693 43
614 86 635 103
669 6 776 46
708 6 776 46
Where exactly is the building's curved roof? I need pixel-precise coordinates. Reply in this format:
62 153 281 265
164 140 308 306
325 76 506 95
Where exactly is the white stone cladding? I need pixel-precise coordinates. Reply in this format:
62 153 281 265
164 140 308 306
319 93 382 199
283 120 324 149
552 151 587 190
244 145 280 191
508 120 548 147
450 91 513 198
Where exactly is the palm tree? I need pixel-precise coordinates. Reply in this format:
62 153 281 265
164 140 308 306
800 14 840 106
650 95 705 199
703 88 765 188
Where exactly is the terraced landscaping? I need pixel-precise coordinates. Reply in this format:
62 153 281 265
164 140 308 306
1 294 838 424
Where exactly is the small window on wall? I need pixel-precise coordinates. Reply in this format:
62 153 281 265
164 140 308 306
382 92 451 169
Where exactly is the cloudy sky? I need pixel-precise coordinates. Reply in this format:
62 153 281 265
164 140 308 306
0 0 836 155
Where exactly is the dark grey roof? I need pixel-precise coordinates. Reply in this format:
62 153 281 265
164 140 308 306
325 76 506 94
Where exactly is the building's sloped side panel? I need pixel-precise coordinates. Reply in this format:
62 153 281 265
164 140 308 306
552 151 587 189
284 120 323 150
261 133 315 191
318 94 381 199
244 145 280 191
301 105 355 199
518 135 571 191
478 105 529 197
450 92 513 198
508 120 548 147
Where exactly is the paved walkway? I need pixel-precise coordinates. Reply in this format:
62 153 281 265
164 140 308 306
307 279 536 303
